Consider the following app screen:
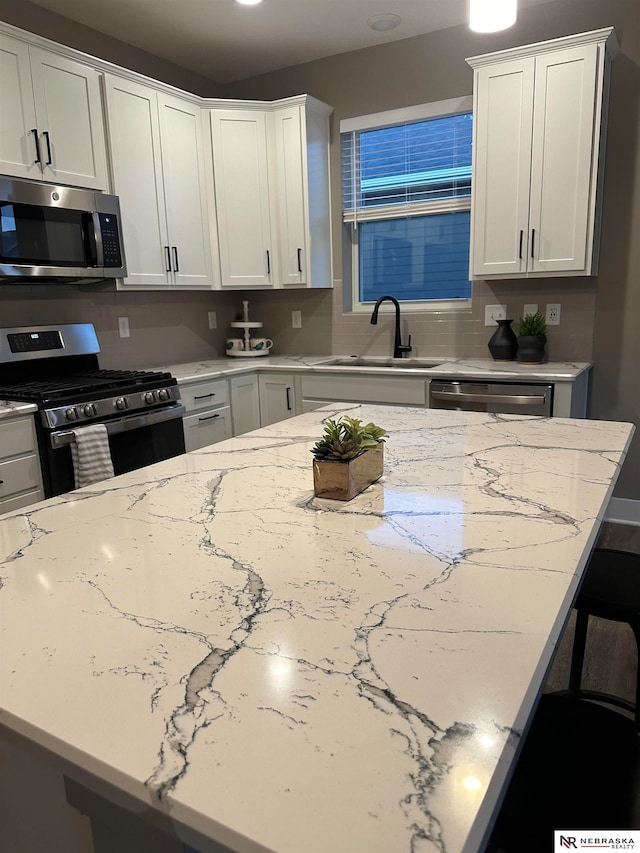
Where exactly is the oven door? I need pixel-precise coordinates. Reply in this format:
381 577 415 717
41 404 186 497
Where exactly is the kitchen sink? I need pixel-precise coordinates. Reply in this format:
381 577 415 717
329 357 446 369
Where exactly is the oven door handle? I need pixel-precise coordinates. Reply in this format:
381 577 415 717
49 403 186 448
430 390 547 406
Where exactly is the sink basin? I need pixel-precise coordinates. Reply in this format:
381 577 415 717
329 357 445 369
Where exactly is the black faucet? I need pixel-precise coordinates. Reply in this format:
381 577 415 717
370 295 412 359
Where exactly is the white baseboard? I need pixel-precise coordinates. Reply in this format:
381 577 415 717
605 497 640 526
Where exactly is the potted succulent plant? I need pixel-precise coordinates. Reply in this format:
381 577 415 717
516 312 548 364
311 415 387 501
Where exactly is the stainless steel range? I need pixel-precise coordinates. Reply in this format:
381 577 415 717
0 323 185 497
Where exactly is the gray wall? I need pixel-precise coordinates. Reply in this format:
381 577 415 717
0 0 638 498
0 0 223 95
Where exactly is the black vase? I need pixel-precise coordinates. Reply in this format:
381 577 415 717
488 319 518 361
517 335 547 364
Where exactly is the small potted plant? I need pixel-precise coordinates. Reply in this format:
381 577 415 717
516 312 547 364
311 415 387 501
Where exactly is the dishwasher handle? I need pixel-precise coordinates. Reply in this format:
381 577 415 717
430 389 548 406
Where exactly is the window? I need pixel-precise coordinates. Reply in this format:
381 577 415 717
341 97 473 312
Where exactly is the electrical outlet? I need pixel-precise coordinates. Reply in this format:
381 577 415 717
546 303 561 326
524 303 538 317
118 316 130 338
485 304 506 325
291 310 302 329
208 311 217 330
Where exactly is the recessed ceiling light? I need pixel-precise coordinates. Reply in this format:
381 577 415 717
234 0 264 5
469 0 517 33
367 13 402 32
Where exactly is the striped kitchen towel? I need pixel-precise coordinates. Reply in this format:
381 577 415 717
70 424 115 489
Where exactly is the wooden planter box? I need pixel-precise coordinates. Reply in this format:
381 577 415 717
313 444 384 501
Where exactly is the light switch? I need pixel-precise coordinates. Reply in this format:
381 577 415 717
118 317 130 338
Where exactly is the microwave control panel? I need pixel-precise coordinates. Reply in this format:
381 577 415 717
99 213 123 268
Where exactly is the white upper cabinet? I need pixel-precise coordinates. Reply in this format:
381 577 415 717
0 33 108 190
105 75 215 290
210 109 275 288
272 100 332 289
211 96 332 290
468 28 617 279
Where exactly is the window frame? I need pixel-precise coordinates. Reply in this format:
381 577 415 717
341 96 474 315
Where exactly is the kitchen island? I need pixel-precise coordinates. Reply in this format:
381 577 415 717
0 405 634 853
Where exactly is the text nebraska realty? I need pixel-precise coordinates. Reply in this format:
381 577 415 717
562 839 635 850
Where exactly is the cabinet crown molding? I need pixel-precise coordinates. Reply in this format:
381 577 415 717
466 26 618 69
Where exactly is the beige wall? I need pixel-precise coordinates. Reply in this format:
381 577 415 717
0 0 638 498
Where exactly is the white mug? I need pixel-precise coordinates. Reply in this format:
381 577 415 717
226 338 244 352
250 338 273 351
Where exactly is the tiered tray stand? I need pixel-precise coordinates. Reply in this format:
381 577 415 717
226 301 271 357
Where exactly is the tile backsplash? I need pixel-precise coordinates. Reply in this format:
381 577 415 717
0 275 596 369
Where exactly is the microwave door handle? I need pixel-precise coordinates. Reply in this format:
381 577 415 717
84 211 102 267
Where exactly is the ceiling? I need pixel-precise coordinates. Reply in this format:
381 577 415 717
26 0 556 84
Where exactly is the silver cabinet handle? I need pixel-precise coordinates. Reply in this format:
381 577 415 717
431 390 547 406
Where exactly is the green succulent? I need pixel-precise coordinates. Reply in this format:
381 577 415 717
516 312 547 337
311 416 387 462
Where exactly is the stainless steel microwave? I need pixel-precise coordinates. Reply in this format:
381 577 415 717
0 177 127 281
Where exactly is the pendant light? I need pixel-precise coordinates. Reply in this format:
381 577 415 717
469 0 517 33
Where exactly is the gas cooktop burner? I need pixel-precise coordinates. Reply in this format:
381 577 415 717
0 369 175 404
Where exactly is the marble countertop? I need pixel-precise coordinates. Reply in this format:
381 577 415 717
0 405 632 853
163 355 591 384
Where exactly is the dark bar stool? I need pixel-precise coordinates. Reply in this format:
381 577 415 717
568 547 640 729
488 694 640 853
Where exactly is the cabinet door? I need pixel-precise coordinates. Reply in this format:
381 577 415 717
183 406 232 452
258 374 296 426
273 106 308 285
29 47 108 190
528 45 598 273
0 34 39 180
470 58 535 277
104 75 170 288
229 374 261 436
158 94 214 288
211 110 274 287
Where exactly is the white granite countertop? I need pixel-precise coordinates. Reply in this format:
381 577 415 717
0 400 38 421
0 406 632 853
163 355 591 384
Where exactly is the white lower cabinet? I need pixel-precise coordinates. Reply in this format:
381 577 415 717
179 378 232 452
258 373 297 426
0 414 44 513
229 374 261 436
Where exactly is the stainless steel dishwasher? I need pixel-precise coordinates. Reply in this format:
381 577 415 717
429 380 553 415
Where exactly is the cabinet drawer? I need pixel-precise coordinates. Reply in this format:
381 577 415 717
0 454 41 499
179 379 228 413
0 488 43 516
183 406 232 452
0 415 37 459
301 374 426 406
